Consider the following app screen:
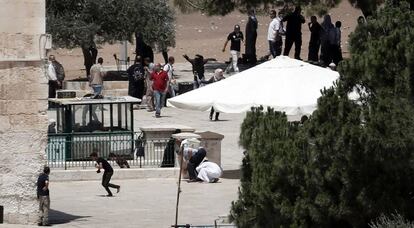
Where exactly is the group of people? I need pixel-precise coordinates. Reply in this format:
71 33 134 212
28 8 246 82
266 6 343 65
220 6 344 70
126 56 175 117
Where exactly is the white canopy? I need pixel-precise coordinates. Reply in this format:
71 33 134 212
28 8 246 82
168 56 339 116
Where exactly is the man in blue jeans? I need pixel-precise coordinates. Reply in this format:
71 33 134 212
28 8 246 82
150 63 169 118
90 57 105 97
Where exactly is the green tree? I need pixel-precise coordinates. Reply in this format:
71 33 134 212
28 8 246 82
46 0 175 76
231 1 414 227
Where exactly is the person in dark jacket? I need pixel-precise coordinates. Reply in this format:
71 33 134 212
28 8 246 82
37 166 51 226
126 56 145 100
183 54 215 89
282 6 305 60
308 16 322 62
245 9 258 63
320 15 335 66
90 151 120 197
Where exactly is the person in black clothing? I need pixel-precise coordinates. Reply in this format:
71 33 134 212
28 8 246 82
161 129 181 167
282 6 305 60
90 151 120 197
332 21 343 65
183 54 215 89
108 153 130 168
135 32 154 63
223 25 244 73
245 9 258 63
126 56 145 100
308 16 322 62
81 43 98 78
37 166 51 226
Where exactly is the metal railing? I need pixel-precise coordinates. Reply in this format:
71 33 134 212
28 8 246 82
46 132 174 169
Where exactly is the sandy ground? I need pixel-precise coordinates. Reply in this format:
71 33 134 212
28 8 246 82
51 1 362 80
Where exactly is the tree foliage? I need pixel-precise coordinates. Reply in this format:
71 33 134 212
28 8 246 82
231 1 414 227
46 0 175 52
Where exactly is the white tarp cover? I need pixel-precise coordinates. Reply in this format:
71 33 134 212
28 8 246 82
167 56 339 116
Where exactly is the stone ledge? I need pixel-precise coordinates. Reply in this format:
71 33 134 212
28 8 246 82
50 167 179 182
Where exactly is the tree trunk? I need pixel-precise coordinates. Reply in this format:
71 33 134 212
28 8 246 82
162 51 169 64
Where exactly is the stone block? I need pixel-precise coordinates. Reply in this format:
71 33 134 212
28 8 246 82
0 85 6 100
9 114 48 130
0 115 10 132
7 100 39 115
196 131 224 166
0 100 7 114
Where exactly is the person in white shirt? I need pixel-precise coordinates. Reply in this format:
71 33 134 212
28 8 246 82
47 55 60 99
163 56 176 107
196 160 223 183
89 57 105 96
267 10 283 58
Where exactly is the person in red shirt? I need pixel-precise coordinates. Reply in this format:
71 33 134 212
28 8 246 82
150 63 169 117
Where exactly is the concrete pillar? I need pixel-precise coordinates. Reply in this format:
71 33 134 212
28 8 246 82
196 131 224 166
0 0 48 225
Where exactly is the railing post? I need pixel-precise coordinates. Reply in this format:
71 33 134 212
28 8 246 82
0 205 3 224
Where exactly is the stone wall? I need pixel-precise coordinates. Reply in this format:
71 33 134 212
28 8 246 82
0 0 47 225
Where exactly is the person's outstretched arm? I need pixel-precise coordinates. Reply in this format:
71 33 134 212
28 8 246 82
222 40 229 53
183 54 194 64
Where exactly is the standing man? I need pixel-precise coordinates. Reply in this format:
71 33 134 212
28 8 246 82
90 151 120 197
89 57 105 97
143 57 155 111
308 16 323 62
163 56 176 104
126 56 145 100
282 6 306 60
245 9 258 63
332 21 343 65
267 10 284 58
37 166 51 226
223 25 244 73
150 63 169 118
47 55 62 99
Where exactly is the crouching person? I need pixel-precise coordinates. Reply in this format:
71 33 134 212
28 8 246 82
108 153 130 168
196 160 222 183
183 147 207 182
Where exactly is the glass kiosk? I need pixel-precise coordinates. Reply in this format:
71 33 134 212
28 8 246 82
47 96 141 167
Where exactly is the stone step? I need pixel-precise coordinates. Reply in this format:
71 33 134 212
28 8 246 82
50 167 179 182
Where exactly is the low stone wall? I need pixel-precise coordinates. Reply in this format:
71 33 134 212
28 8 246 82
50 168 179 182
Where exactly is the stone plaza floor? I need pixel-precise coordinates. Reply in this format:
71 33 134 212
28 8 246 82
1 178 239 227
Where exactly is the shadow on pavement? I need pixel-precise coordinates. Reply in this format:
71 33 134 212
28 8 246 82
49 209 91 225
222 169 241 180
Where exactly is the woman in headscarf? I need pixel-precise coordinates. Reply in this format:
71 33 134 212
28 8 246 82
320 15 335 66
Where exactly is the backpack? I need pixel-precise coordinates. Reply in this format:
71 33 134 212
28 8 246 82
53 61 65 81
